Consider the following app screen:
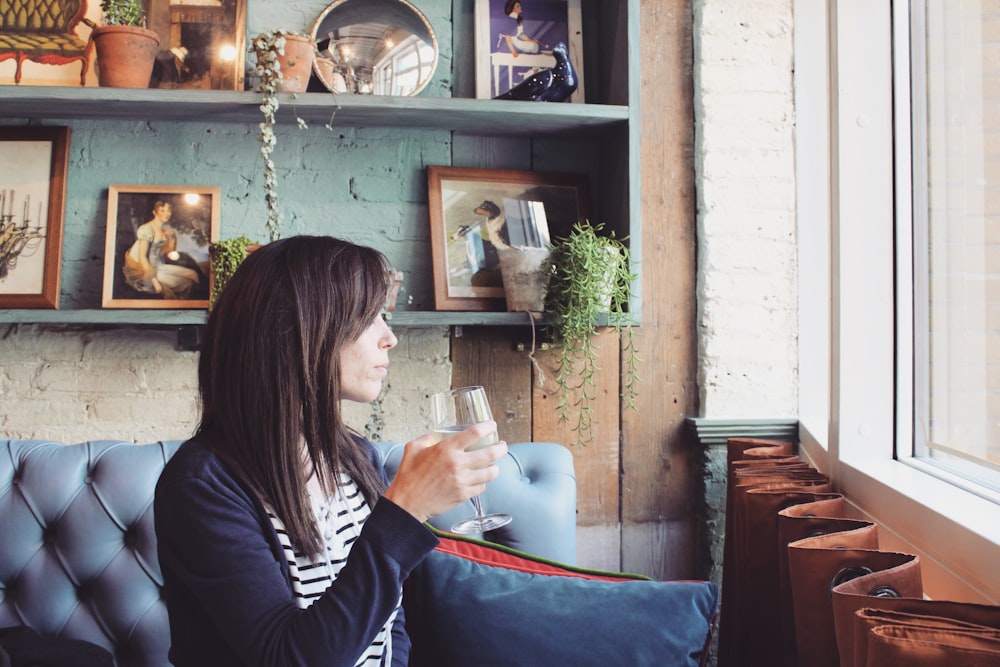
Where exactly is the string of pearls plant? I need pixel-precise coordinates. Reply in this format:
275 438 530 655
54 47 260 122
251 29 310 242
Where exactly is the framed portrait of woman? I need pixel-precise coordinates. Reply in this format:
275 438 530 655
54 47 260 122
474 0 584 102
102 184 219 309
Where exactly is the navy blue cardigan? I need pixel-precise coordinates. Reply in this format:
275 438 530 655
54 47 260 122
154 436 438 666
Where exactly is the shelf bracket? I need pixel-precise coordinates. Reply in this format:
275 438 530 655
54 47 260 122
176 325 203 352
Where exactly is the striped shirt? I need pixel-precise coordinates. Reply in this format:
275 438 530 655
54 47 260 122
267 475 400 666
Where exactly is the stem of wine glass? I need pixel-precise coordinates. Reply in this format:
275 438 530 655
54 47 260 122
470 493 486 518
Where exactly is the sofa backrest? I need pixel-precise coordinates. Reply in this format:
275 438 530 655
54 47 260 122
0 439 576 666
375 440 578 564
0 440 178 667
0 0 86 33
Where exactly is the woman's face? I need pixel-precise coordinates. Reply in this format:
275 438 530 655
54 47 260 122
339 315 397 403
153 203 172 221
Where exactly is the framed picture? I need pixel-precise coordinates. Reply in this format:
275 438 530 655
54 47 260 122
145 0 247 90
0 5 99 86
0 126 69 309
474 0 584 102
103 185 219 309
427 165 589 311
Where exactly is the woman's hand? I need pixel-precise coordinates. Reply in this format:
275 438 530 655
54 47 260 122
383 421 507 523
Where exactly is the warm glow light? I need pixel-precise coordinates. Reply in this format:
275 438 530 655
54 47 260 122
183 193 201 205
340 45 352 59
219 44 237 62
386 39 394 48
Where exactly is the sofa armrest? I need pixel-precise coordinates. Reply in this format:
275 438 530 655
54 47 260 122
373 441 577 565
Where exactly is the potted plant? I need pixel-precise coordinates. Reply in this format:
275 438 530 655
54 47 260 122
89 0 160 88
208 236 260 309
543 221 640 446
249 29 317 241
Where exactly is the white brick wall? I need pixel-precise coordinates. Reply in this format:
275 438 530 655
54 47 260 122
0 324 450 444
693 0 798 417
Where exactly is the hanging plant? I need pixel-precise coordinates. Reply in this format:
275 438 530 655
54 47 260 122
250 29 315 242
209 235 258 309
544 221 640 446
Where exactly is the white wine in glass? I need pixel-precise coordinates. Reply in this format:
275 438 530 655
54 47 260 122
429 386 512 534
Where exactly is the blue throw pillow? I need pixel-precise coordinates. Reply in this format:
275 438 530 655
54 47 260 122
404 547 719 667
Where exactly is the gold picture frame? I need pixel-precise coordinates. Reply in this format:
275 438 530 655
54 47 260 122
103 184 219 309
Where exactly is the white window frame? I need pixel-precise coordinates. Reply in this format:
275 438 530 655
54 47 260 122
795 0 1000 603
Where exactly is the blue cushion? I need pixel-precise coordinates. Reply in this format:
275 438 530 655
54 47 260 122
404 547 719 666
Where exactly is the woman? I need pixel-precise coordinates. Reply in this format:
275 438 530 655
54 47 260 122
122 200 204 299
154 236 506 666
501 0 542 56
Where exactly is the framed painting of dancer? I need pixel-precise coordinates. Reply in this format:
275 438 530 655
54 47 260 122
474 0 584 102
427 165 589 312
102 184 219 309
0 126 69 309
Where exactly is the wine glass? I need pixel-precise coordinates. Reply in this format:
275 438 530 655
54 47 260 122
430 385 513 534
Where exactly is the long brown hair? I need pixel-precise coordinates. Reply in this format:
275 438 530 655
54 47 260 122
196 235 392 556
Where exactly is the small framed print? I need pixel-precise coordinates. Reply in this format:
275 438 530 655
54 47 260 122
474 0 584 102
146 0 247 90
427 165 589 311
0 126 69 309
103 185 219 309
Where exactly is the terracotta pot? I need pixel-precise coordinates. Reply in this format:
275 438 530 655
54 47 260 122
498 246 551 313
276 34 316 93
92 25 160 88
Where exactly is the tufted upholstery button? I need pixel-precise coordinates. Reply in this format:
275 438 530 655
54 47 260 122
123 525 138 548
77 580 91 602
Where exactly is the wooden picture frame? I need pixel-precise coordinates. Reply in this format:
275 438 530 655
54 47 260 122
474 0 584 102
427 165 589 311
103 184 219 309
145 0 246 90
0 126 69 309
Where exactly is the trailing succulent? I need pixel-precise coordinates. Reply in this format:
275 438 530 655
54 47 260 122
544 221 639 446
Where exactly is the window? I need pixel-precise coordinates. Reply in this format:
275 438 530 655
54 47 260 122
795 0 1000 602
907 1 1000 497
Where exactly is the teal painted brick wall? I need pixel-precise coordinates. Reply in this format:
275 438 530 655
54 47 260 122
54 120 451 311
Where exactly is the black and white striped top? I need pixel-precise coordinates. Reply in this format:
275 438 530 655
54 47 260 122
267 475 400 667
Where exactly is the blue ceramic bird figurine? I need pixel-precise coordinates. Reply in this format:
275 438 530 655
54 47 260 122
494 42 578 102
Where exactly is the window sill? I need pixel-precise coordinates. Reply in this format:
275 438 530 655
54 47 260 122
801 435 1000 604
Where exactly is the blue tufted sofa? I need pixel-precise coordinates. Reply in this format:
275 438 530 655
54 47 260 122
0 439 577 666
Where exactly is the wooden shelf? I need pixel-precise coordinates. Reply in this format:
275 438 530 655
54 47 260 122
0 2 640 332
0 86 628 137
0 309 542 327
